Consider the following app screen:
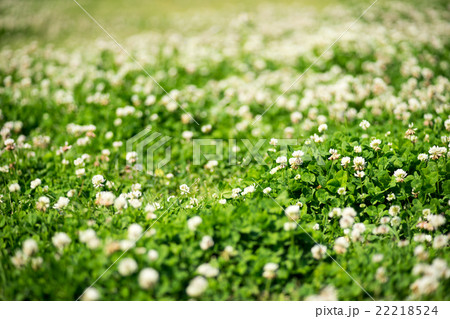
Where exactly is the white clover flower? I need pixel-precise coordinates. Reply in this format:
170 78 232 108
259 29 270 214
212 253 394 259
113 141 123 148
311 244 327 260
422 209 431 217
387 193 396 201
413 234 432 243
147 249 159 261
269 138 278 146
118 258 138 276
389 205 401 216
200 235 214 250
262 262 279 279
128 223 143 240
270 166 281 175
0 165 9 173
126 151 138 163
145 202 160 213
218 199 226 204
337 187 346 195
376 267 388 283
327 149 339 161
411 276 439 296
371 254 384 263
428 146 447 160
426 214 446 229
418 153 428 161
186 276 208 297
354 146 362 153
223 246 236 258
263 187 272 194
74 158 84 166
289 157 303 168
29 256 42 270
81 287 100 301
36 196 50 211
129 198 142 209
30 178 41 189
342 207 357 217
445 118 450 131
23 238 38 257
370 139 381 151
353 157 366 170
52 232 71 250
285 205 300 221
318 124 328 133
119 240 135 251
341 156 351 167
433 235 448 249
312 223 320 230
283 222 297 231
187 216 202 231
372 224 389 235
241 185 255 196
182 131 194 140
131 183 141 192
11 251 26 268
393 169 407 182
4 138 15 150
276 156 287 166
292 150 304 158
353 223 366 233
204 160 218 171
290 111 303 123
414 245 429 260
76 168 86 177
138 268 159 289
333 237 349 254
340 215 354 229
95 191 116 206
354 171 365 178
128 190 142 200
180 184 190 195
197 263 219 278
92 175 105 188
114 196 128 210
9 183 20 193
231 188 242 198
201 124 212 133
53 197 69 210
328 207 342 218
79 229 97 243
391 216 401 227
310 133 324 143
359 120 370 130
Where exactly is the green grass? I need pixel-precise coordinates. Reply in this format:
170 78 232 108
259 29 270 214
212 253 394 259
0 0 449 301
0 0 337 48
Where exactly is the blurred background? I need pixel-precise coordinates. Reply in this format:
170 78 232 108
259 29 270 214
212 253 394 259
0 0 339 48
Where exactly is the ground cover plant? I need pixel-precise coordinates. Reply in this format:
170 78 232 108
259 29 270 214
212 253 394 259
0 0 449 300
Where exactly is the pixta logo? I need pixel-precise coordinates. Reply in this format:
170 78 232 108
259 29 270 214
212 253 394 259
125 127 172 172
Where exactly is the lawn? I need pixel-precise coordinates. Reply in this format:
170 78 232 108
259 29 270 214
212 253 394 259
0 0 449 300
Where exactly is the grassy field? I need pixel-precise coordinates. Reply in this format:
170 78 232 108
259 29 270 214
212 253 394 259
0 0 336 48
0 0 449 301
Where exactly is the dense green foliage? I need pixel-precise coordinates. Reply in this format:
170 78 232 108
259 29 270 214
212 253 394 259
0 0 449 300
